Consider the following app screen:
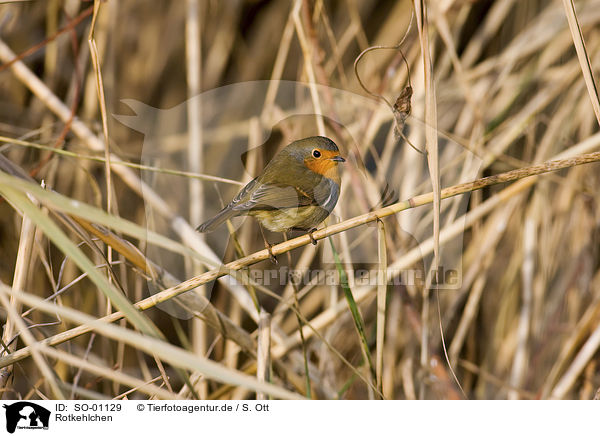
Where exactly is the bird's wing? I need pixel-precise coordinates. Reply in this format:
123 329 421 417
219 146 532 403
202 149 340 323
312 177 339 213
229 177 259 207
196 177 259 232
232 182 315 211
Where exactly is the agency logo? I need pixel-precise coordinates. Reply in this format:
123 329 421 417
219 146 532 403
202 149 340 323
3 402 50 433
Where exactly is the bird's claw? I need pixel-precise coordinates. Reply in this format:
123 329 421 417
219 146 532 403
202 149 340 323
308 228 318 246
266 243 278 264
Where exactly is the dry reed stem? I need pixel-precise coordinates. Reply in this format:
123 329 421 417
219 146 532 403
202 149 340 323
0 285 304 400
272 140 600 357
508 217 535 399
0 6 93 74
540 294 600 397
3 1 600 400
550 320 600 399
0 204 36 394
448 200 517 366
0 285 65 399
414 1 440 396
293 0 325 136
185 0 208 399
0 36 261 329
561 0 600 126
88 0 115 327
3 148 600 370
42 347 179 400
0 135 243 185
375 219 387 394
256 311 271 401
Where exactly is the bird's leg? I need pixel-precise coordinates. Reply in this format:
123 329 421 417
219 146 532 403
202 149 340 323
259 223 277 264
308 228 318 245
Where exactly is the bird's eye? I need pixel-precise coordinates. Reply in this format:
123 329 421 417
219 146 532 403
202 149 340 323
312 149 321 158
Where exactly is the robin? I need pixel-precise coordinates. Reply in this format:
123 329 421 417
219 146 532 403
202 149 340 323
197 136 345 259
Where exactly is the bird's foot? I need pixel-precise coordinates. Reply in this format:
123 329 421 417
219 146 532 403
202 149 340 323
258 224 278 264
308 228 318 246
265 241 278 264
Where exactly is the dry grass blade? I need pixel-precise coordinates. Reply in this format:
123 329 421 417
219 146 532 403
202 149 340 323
0 184 159 337
88 0 113 218
550 323 600 399
0 286 65 399
185 0 208 398
256 311 271 401
508 217 535 399
3 1 600 400
0 286 304 400
0 134 243 184
413 0 440 270
561 0 600 126
0 37 254 319
40 347 180 400
329 238 377 392
2 148 600 346
414 1 440 396
375 219 387 395
0 206 35 395
0 169 216 267
292 0 325 135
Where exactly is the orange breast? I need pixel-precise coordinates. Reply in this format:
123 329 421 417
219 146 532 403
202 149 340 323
304 150 341 182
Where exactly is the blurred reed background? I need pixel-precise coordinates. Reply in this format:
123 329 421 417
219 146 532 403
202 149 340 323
0 0 599 400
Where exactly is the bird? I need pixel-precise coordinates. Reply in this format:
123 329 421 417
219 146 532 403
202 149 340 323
197 136 345 259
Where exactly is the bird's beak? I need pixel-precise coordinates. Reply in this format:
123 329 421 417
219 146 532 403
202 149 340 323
330 155 345 162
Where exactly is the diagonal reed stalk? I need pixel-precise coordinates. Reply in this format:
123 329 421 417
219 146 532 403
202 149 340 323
2 147 600 369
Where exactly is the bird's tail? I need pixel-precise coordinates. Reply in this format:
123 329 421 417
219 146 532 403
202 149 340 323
196 207 240 233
